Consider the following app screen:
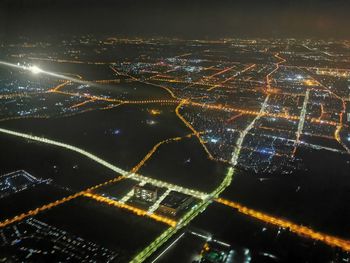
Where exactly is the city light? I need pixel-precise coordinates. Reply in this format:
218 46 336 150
1 35 350 263
28 65 43 74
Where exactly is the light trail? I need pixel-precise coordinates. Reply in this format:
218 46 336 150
0 176 124 228
216 198 350 252
0 192 84 228
293 89 310 156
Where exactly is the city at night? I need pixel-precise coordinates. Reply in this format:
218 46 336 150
0 1 350 262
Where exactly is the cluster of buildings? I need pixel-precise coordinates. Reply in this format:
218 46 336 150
133 184 194 217
0 218 118 262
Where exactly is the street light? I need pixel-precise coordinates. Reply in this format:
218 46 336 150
28 65 43 74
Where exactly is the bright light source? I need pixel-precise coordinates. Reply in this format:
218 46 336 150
210 138 219 143
29 65 43 74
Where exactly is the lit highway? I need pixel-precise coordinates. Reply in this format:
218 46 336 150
0 127 208 200
1 37 350 262
293 89 310 155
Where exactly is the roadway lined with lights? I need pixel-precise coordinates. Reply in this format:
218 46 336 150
216 198 350 251
1 52 349 261
83 192 177 227
147 189 172 215
175 101 215 160
293 89 310 156
130 133 197 174
10 53 347 260
47 77 340 127
0 127 208 199
0 126 349 255
131 54 284 262
222 64 256 84
130 166 234 263
301 68 350 153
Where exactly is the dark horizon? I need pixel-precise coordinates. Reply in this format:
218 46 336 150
1 0 350 40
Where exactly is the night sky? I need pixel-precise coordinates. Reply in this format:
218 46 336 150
0 0 349 39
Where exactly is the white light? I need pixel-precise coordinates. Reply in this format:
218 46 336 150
151 233 185 263
29 65 43 74
210 138 219 143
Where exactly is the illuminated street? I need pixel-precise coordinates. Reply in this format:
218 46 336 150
1 1 350 261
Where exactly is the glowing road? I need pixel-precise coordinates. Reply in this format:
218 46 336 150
0 127 208 200
1 126 350 256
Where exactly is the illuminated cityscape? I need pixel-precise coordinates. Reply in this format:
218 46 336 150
1 0 350 262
